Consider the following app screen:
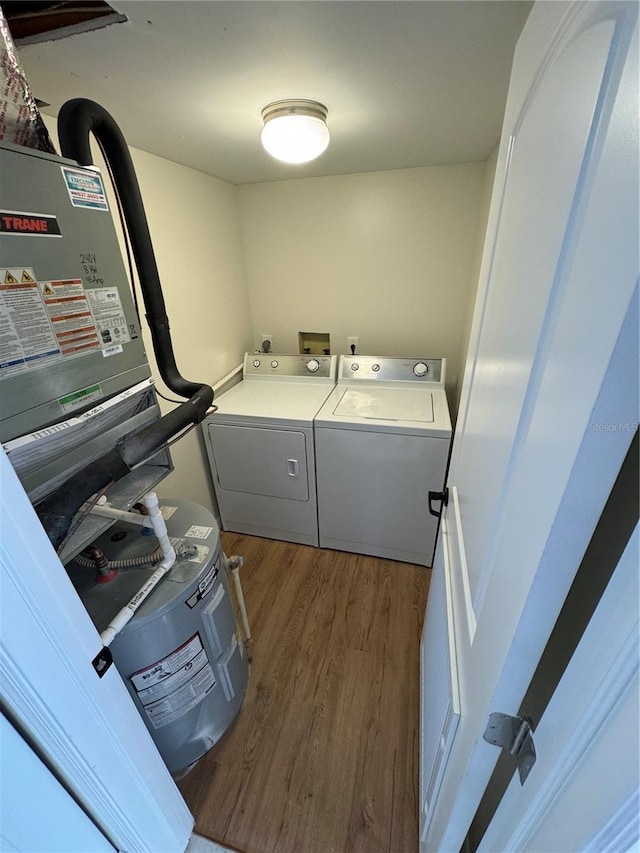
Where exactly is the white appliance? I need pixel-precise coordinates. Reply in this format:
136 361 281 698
203 353 338 546
314 356 452 566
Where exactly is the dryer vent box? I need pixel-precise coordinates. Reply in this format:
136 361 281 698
298 331 330 355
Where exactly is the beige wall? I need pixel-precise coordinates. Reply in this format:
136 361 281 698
127 148 251 510
44 116 252 511
238 164 485 409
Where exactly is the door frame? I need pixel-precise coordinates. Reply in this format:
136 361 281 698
0 447 194 853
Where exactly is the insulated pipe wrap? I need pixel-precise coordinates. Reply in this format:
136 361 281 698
58 98 210 402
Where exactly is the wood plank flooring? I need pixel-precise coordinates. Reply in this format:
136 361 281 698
178 534 430 853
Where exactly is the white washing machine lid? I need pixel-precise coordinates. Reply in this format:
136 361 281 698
333 387 434 422
210 378 336 426
315 385 451 437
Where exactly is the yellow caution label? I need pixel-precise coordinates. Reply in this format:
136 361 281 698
21 269 36 283
42 282 55 296
4 270 18 284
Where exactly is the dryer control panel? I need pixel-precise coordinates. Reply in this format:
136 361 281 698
243 353 337 380
339 356 445 385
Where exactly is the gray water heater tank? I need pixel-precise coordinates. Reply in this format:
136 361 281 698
66 499 249 773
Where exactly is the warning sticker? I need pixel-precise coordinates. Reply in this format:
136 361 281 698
184 524 214 540
185 559 218 609
41 278 101 359
0 209 61 237
0 267 62 378
86 287 131 350
130 633 216 730
61 167 109 211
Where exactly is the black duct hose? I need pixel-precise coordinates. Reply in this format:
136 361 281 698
58 98 204 400
37 100 215 551
37 386 211 552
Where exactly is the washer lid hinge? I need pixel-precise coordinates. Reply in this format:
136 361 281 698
483 712 536 785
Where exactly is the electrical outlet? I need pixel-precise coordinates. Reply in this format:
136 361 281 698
347 336 359 355
261 334 273 353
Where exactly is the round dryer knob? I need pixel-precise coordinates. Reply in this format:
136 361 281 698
271 360 279 368
413 362 429 377
306 359 320 373
253 359 261 368
372 363 381 372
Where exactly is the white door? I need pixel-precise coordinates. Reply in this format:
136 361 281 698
420 1 639 850
479 525 639 852
1 711 116 852
0 447 194 852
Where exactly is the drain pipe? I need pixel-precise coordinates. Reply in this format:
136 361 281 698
99 492 175 647
227 555 251 645
89 496 154 529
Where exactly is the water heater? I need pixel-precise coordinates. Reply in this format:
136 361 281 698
66 499 249 773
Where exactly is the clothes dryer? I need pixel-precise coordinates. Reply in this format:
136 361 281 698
203 353 337 546
314 356 451 566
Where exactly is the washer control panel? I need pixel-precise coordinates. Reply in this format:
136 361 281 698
244 353 337 379
339 356 445 384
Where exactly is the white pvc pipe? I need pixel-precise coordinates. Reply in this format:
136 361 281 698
90 503 154 528
142 492 175 560
228 555 251 643
99 491 176 647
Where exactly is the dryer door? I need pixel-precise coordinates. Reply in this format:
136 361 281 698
208 424 309 501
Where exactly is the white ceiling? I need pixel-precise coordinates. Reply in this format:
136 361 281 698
18 1 532 185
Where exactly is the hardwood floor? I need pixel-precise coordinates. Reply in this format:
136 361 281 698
178 534 430 853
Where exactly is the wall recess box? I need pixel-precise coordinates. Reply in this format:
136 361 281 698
298 331 330 355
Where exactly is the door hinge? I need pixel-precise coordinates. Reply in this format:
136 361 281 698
483 712 536 785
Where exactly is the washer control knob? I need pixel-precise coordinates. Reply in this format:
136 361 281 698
413 362 429 377
350 362 360 372
253 359 261 368
271 360 279 369
306 359 320 373
372 363 381 372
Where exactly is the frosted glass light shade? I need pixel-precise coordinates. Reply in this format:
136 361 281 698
261 100 330 165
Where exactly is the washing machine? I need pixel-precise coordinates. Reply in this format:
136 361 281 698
203 353 337 546
314 356 451 566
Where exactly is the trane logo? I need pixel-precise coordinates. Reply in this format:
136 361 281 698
2 215 49 232
0 210 61 237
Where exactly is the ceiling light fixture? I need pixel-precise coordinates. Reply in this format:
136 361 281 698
261 99 330 165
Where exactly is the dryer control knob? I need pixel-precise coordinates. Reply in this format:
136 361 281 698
372 363 381 372
271 360 279 369
306 359 320 373
253 359 261 368
413 362 429 377
350 362 360 371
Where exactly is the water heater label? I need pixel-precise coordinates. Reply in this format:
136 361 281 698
185 524 214 540
130 633 216 730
